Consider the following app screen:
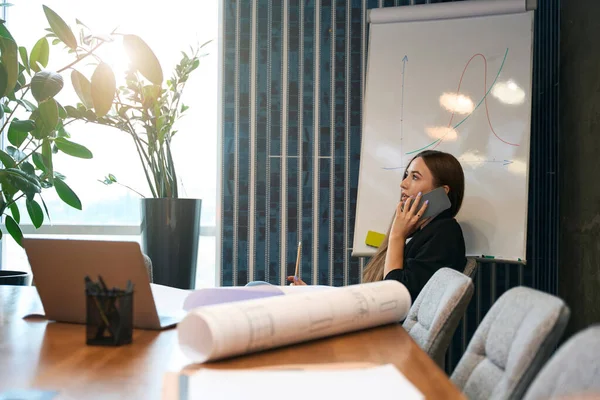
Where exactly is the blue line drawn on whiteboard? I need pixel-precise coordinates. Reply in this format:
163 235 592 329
404 48 516 156
400 55 408 142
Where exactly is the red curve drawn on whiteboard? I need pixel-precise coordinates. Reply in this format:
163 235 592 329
432 53 519 151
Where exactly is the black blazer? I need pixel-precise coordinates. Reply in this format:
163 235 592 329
384 209 466 302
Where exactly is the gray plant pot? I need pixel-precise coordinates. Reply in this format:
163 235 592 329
140 198 202 289
0 270 32 286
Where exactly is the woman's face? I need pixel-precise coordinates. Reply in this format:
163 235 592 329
400 157 436 202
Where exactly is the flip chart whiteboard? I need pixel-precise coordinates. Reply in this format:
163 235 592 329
353 0 534 260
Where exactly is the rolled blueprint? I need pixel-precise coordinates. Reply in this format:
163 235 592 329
177 280 411 363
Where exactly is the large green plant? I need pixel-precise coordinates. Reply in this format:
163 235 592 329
53 22 205 198
0 4 112 245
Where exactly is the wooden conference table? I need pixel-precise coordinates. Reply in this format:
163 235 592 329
0 286 464 399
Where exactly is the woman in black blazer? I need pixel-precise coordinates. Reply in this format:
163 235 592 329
288 150 466 303
361 150 466 301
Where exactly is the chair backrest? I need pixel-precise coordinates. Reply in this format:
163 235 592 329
143 253 154 283
451 286 570 400
523 325 600 400
403 268 474 368
463 257 478 278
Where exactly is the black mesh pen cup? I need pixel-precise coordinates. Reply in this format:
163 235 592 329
86 289 134 346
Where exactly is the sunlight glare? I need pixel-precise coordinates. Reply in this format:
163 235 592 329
95 38 131 86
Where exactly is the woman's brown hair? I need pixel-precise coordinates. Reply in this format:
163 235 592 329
361 150 464 283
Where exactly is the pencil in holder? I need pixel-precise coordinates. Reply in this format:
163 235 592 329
85 276 134 346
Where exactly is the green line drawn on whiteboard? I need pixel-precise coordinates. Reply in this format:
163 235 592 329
405 48 510 156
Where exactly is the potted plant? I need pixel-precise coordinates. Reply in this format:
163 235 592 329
0 5 112 284
51 22 206 289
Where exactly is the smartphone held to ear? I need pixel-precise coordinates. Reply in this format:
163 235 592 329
403 187 451 220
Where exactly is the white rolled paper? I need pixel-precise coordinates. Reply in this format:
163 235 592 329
177 280 411 363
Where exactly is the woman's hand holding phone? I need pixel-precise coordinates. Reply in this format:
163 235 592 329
391 192 430 240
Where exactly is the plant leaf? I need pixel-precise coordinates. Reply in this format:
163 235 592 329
64 105 83 118
53 171 66 180
122 34 163 85
54 137 93 159
32 152 47 172
39 194 51 221
56 101 67 118
53 177 81 210
43 5 77 50
75 18 89 29
71 69 93 109
26 198 44 228
31 70 64 103
16 98 36 112
7 118 35 147
5 215 22 246
8 202 19 224
0 149 16 168
42 138 53 178
90 62 115 117
84 109 97 122
56 120 70 138
29 37 49 73
0 20 15 41
0 168 42 199
18 46 29 75
20 161 35 176
0 63 7 98
38 98 59 137
7 122 29 147
2 179 17 199
0 36 18 96
6 146 25 162
9 119 36 132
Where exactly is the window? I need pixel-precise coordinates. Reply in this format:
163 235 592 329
2 0 219 288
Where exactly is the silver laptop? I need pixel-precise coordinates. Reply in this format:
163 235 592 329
23 238 183 330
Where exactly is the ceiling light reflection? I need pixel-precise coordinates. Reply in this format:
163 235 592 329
491 79 526 105
439 93 474 115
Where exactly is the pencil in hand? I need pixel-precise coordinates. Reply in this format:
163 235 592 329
293 241 302 283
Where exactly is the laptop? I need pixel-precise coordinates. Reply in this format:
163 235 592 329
22 238 187 330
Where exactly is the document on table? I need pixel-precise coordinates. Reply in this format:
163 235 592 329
177 364 424 400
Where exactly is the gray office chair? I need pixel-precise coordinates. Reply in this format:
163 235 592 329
463 257 478 278
523 325 600 400
142 253 153 282
451 286 570 400
403 268 474 368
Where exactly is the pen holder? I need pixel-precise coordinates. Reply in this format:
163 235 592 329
86 289 134 346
